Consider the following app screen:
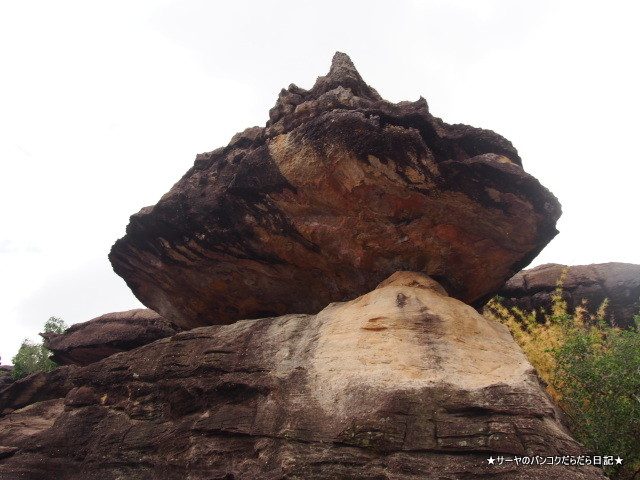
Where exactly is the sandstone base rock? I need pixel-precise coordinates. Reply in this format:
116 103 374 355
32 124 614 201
0 273 604 479
497 262 640 328
41 309 182 366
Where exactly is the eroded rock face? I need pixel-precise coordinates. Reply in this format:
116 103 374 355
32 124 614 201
497 263 640 328
0 366 14 390
41 309 182 366
0 273 604 479
109 52 561 329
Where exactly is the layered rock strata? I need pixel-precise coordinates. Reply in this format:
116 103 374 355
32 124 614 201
497 262 640 328
42 309 181 366
109 52 561 330
0 273 604 479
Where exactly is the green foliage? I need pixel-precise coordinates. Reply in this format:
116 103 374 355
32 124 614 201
11 316 68 380
11 340 56 380
485 298 565 401
487 275 640 480
44 316 67 334
551 314 640 479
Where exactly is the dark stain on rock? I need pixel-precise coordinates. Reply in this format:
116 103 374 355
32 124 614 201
396 293 408 308
422 312 442 324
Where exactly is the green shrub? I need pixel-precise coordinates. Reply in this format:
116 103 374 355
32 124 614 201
551 314 640 479
43 316 67 335
11 316 67 380
484 298 566 402
486 271 640 480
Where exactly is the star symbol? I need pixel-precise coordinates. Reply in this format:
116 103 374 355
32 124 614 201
488 456 496 465
615 457 623 465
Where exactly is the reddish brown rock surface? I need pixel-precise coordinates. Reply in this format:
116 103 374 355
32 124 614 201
109 52 561 330
0 273 604 479
497 262 640 328
0 366 13 390
41 309 181 366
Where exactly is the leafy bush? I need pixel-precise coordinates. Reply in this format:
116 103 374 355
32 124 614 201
43 316 67 335
485 297 566 401
551 314 640 479
11 316 68 380
486 275 640 480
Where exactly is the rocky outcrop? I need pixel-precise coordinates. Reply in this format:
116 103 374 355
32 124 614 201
497 263 640 328
0 273 604 479
0 53 577 479
0 366 13 390
41 309 182 366
109 52 561 330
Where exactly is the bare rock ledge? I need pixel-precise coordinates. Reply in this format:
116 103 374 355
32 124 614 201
42 309 182 366
496 262 640 328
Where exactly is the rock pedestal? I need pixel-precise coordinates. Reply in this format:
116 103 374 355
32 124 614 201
0 273 605 479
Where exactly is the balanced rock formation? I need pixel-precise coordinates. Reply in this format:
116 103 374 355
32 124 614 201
109 52 561 330
497 262 640 328
0 273 604 479
42 309 181 366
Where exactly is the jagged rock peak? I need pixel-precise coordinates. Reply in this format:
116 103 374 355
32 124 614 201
311 51 382 100
329 51 358 76
267 52 383 129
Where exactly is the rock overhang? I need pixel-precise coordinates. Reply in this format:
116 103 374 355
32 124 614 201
109 52 562 330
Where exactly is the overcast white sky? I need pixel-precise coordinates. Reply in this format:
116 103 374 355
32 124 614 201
1 0 639 363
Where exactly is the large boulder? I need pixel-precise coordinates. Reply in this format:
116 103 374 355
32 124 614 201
42 309 182 366
497 263 640 328
0 273 604 479
109 52 561 330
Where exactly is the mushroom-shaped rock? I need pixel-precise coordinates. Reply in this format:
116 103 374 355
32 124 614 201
110 52 561 329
